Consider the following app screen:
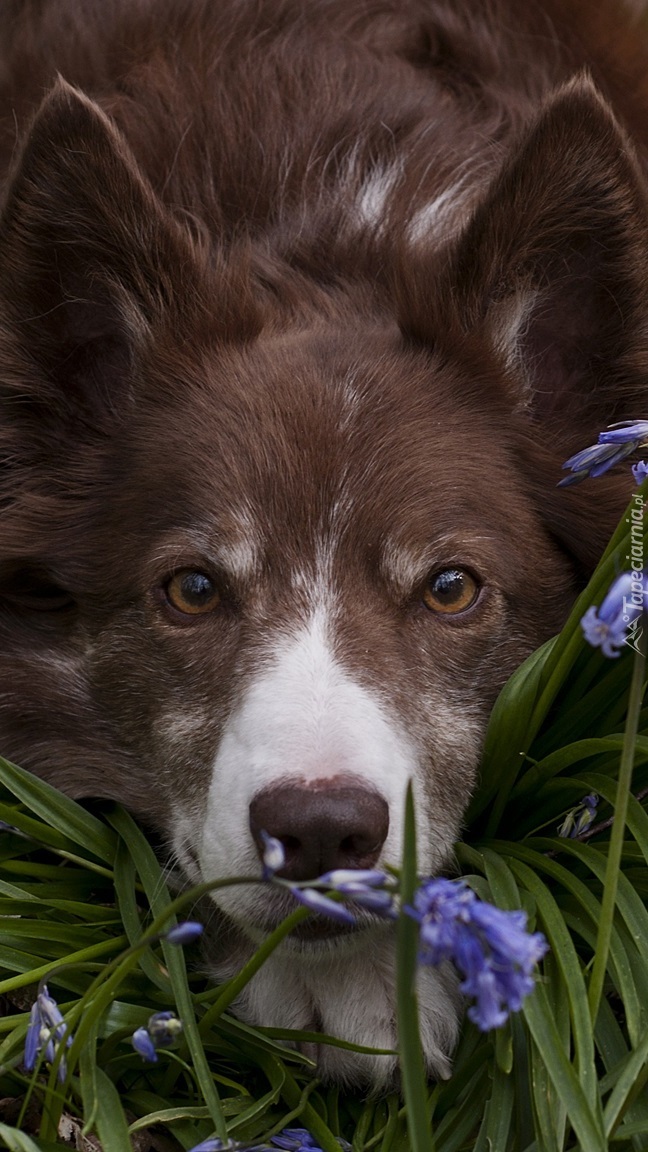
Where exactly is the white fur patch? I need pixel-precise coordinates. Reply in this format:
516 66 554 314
213 925 460 1087
407 178 470 244
197 606 418 926
355 164 401 229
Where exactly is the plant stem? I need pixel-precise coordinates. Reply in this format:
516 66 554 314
588 643 645 1023
396 783 435 1152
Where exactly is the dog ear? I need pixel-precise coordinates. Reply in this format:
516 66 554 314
398 75 648 574
400 74 648 431
0 78 209 423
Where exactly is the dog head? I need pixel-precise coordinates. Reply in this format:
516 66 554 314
1 77 647 946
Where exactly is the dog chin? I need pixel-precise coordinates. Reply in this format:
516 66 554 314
205 917 461 1089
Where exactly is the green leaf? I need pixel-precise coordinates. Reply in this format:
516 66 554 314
523 984 606 1152
107 806 229 1143
603 1030 648 1139
0 757 116 863
0 1124 45 1152
505 856 598 1112
88 1065 135 1151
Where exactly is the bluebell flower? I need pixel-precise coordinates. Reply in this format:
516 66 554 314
559 420 648 486
632 461 648 485
285 869 397 923
132 1011 183 1062
271 1131 350 1151
317 868 388 888
186 1134 350 1152
316 869 397 916
260 830 286 879
407 879 547 1031
409 877 474 965
559 441 637 486
164 920 204 945
23 985 73 1082
557 793 599 838
132 1026 158 1062
271 1131 322 1151
581 571 644 658
289 886 357 924
147 1009 184 1046
598 420 648 444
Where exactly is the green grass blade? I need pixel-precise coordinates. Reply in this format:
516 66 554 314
522 984 606 1152
0 757 116 863
107 805 229 1144
0 1124 45 1152
396 782 435 1152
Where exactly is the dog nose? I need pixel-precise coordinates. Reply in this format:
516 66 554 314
249 782 389 881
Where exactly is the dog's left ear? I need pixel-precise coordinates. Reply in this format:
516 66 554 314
0 78 202 413
400 74 648 432
398 76 648 572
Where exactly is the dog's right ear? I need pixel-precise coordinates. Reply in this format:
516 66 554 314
398 75 648 431
0 79 244 426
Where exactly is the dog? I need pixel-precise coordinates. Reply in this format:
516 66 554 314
1 0 648 1087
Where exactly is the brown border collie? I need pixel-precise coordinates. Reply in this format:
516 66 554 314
1 0 647 1085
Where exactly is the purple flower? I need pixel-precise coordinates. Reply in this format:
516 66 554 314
164 920 204 945
557 793 599 838
632 461 648 485
559 420 648 486
23 985 72 1082
581 571 645 658
598 420 648 444
286 869 396 923
317 869 388 889
315 869 397 916
407 877 474 965
271 1131 323 1151
407 879 548 1031
289 886 357 924
132 1011 183 1061
147 1010 184 1047
132 1026 158 1062
559 442 636 486
271 1132 350 1152
260 830 286 879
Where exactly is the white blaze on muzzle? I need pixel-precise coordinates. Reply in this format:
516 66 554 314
197 607 418 922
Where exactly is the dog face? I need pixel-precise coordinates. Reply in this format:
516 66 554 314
57 327 575 924
2 4 648 1084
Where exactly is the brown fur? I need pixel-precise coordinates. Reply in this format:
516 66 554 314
1 0 648 1084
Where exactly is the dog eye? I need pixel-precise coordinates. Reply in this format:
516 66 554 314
165 570 221 615
423 568 480 615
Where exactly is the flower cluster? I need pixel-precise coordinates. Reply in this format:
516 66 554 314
557 793 599 839
187 1132 350 1152
271 1131 349 1151
407 879 548 1031
24 985 73 1082
581 571 645 658
261 835 546 1031
560 420 648 486
132 1011 184 1062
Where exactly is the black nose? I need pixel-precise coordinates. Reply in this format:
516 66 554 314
249 781 389 881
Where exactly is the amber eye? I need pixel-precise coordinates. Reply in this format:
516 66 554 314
423 568 480 615
165 570 221 616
